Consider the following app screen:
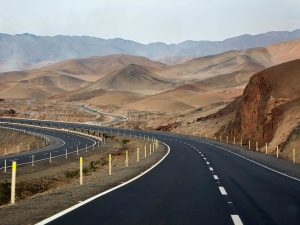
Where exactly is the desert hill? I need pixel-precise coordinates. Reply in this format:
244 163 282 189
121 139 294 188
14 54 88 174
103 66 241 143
79 64 173 95
40 54 167 80
0 75 89 99
1 29 300 71
157 39 300 86
0 54 167 83
217 59 300 159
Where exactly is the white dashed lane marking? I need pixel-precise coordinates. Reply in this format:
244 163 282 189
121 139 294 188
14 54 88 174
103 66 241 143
213 175 219 180
231 215 243 225
209 167 214 171
219 186 228 195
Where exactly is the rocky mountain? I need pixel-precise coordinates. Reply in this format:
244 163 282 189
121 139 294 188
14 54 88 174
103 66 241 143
218 59 300 157
1 29 300 71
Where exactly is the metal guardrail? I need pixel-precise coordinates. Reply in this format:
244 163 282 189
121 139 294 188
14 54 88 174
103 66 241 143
0 122 101 170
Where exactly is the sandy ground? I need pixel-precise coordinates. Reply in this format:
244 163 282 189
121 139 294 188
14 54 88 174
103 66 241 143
0 128 48 156
0 135 167 225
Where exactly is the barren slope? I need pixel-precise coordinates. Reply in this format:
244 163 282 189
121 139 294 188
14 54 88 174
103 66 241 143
218 59 300 158
81 64 173 95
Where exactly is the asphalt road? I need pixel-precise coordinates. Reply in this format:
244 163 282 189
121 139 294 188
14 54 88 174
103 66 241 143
1 118 300 225
0 122 97 168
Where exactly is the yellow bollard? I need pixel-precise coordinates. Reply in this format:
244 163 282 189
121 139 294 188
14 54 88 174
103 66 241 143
144 146 147 158
293 148 296 163
80 157 83 185
276 146 279 158
265 143 268 154
240 138 243 147
11 161 16 204
109 154 112 175
248 140 251 150
137 148 140 162
125 150 129 167
256 142 258 151
149 144 152 155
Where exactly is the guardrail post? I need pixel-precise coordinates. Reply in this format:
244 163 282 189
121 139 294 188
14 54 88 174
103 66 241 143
32 154 34 166
240 138 243 147
49 152 52 163
109 154 112 175
276 146 279 158
4 159 7 173
248 140 251 150
149 144 152 155
233 136 236 145
256 141 258 151
144 146 147 158
80 157 83 185
265 143 268 154
137 148 140 162
11 161 16 205
293 148 296 163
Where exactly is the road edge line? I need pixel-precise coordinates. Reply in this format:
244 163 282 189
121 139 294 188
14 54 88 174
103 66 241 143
35 141 170 225
196 139 300 182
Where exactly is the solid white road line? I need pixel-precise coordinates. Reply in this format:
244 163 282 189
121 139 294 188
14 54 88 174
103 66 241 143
195 139 300 183
213 175 219 180
219 186 227 195
36 141 171 225
231 215 243 225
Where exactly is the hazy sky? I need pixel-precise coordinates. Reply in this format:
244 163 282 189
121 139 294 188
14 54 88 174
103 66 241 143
0 0 299 44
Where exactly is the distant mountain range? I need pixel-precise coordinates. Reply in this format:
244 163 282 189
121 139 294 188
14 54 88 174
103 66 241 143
0 29 300 71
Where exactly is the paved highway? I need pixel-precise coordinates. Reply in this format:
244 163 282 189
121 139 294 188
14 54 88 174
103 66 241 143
0 122 98 168
1 118 300 225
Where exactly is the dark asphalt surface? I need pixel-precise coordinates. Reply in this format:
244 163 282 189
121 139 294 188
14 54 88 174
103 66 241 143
0 122 97 168
1 118 300 225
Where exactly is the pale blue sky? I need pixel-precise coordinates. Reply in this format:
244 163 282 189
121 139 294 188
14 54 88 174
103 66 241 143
0 0 299 43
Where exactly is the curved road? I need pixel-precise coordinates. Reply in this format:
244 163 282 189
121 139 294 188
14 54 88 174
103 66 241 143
0 122 98 168
1 118 300 225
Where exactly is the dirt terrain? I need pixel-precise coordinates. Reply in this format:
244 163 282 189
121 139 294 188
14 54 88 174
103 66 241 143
0 134 167 225
0 128 47 156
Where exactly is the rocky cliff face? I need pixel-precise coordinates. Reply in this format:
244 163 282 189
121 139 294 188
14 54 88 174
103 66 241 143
218 59 300 149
